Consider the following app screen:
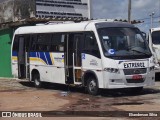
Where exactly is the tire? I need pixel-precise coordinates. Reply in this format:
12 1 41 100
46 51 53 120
87 77 99 95
33 74 41 88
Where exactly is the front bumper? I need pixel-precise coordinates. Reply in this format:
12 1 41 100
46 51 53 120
103 69 155 89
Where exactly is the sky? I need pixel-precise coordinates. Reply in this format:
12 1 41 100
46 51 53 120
0 0 5 3
91 0 160 33
0 0 159 33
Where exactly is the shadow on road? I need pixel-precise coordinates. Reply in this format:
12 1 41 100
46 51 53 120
99 88 160 97
19 81 86 93
19 81 160 97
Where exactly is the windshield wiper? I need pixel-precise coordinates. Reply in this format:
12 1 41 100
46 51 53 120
130 49 150 56
128 46 151 56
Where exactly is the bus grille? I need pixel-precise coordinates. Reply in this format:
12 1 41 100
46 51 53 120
123 68 147 75
126 79 145 83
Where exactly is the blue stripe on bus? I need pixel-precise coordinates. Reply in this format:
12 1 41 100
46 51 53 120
14 52 54 65
39 52 48 65
12 51 18 56
45 52 52 65
30 52 37 58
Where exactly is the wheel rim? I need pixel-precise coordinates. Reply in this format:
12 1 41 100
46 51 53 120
89 79 97 93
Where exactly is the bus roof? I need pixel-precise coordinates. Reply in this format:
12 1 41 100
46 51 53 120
151 27 160 32
14 20 135 35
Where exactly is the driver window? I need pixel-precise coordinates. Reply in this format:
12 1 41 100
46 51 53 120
84 32 101 58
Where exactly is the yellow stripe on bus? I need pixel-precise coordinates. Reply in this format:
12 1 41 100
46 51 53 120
49 53 54 65
30 57 47 65
12 57 47 65
12 56 17 61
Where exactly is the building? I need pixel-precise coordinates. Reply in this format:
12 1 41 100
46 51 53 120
0 0 89 25
36 0 89 19
0 0 89 78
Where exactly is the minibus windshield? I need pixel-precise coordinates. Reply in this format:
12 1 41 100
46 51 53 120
97 27 152 59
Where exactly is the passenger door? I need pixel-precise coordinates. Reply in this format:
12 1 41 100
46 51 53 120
73 34 83 83
18 36 26 78
17 36 30 79
65 33 83 84
65 34 74 84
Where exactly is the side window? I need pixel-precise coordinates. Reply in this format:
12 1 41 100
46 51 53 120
13 35 19 51
37 34 46 51
51 34 65 52
30 34 37 51
84 32 101 58
25 35 30 52
37 34 52 52
29 33 65 52
45 34 52 51
13 35 30 52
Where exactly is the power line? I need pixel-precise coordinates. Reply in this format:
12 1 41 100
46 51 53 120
136 15 160 21
138 21 160 24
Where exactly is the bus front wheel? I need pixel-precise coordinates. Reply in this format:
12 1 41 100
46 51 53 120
87 77 99 95
33 74 41 88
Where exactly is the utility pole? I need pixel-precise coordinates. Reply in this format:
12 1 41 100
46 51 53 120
150 12 155 28
88 0 92 20
128 0 131 23
159 0 160 25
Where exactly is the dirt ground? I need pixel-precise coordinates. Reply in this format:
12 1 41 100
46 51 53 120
0 78 160 120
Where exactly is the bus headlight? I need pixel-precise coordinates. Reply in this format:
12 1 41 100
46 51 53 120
153 57 156 64
149 66 155 71
104 68 120 73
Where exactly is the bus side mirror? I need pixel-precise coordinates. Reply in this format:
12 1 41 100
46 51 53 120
89 36 95 45
141 31 147 39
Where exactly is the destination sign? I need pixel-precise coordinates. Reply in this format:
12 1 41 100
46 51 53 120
124 62 145 68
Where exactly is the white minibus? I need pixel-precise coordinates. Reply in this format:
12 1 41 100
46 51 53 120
11 20 155 95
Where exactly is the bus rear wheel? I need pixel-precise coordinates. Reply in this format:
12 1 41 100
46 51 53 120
33 74 41 88
87 77 99 95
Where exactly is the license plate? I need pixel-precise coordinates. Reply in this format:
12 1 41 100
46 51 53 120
132 75 142 80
